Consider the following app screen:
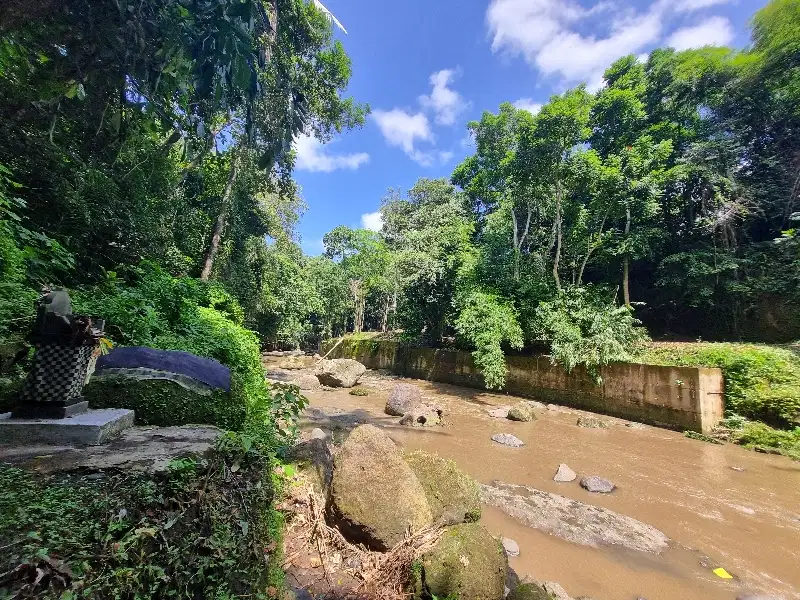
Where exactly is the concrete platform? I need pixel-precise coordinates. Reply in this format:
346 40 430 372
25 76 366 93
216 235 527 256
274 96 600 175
0 409 134 446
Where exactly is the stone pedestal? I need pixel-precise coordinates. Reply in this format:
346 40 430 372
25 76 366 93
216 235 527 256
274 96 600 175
12 344 96 419
0 409 135 446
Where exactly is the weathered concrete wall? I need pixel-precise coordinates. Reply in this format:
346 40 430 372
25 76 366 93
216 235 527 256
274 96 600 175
323 339 725 433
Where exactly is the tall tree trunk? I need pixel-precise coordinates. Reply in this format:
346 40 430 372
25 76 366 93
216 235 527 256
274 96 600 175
553 182 563 291
381 293 391 332
349 279 363 333
511 204 532 282
622 205 631 307
200 154 240 281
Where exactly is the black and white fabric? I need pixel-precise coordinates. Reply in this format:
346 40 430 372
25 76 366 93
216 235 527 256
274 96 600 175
21 344 95 404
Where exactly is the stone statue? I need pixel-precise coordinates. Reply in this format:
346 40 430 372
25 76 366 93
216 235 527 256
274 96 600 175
32 287 73 342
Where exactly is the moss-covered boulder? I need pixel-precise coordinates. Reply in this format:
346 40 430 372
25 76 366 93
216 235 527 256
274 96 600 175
403 450 481 525
84 376 246 430
508 402 537 422
421 523 507 600
507 582 553 600
329 425 433 551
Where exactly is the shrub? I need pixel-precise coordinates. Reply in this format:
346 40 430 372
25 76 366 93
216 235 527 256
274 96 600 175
0 436 284 599
454 291 523 390
84 377 247 430
733 422 800 460
72 262 306 447
643 342 800 428
531 287 650 382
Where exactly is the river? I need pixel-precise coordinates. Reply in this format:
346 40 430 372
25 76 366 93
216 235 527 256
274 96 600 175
281 362 800 600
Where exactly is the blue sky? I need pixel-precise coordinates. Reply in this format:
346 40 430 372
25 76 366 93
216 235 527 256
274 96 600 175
294 0 768 255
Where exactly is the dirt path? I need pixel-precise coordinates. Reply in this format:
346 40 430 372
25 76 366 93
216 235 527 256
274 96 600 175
283 363 800 600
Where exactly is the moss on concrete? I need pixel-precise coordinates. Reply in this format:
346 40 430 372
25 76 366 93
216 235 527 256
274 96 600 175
403 450 481 525
421 523 507 600
84 375 246 430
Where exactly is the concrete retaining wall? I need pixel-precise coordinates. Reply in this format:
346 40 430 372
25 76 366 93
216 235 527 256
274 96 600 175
323 339 725 433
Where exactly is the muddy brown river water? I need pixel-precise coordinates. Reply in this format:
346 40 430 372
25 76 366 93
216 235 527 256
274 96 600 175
283 362 800 600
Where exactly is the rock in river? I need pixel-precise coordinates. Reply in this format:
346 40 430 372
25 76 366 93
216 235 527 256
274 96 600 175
487 405 511 419
403 450 481 525
501 537 520 557
329 425 432 551
480 481 669 554
553 463 577 482
385 382 423 415
314 359 366 388
580 476 615 493
576 416 609 429
507 402 537 422
421 523 508 600
492 433 525 447
399 404 442 427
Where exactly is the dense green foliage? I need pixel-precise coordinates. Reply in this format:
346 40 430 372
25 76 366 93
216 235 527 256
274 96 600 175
643 343 800 427
0 435 285 599
454 291 523 389
533 288 649 381
84 378 247 431
0 0 357 444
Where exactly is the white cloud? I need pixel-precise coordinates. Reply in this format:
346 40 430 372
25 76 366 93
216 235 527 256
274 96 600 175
439 150 455 163
666 16 734 51
513 98 543 115
487 0 663 86
294 134 369 173
372 109 434 165
486 0 734 88
674 0 733 12
419 69 467 126
361 211 384 232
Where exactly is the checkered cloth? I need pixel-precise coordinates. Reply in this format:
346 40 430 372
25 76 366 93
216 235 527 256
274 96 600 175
21 344 95 404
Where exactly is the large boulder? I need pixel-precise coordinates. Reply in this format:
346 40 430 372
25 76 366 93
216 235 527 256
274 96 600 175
399 404 442 427
315 359 366 388
266 368 320 391
507 402 537 422
329 425 432 550
403 450 481 525
385 383 423 416
421 523 507 600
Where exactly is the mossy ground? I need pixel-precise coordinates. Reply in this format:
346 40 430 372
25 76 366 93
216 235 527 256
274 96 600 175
0 434 285 600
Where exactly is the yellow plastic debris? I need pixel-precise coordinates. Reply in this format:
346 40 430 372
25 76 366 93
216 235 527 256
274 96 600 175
713 567 733 579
